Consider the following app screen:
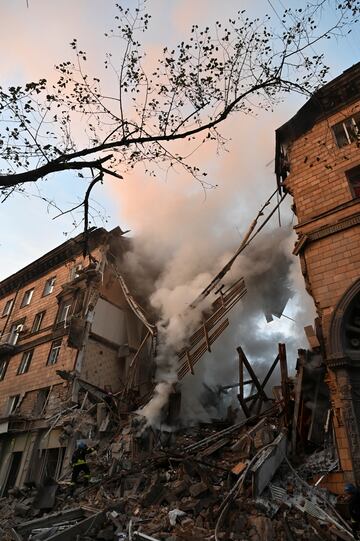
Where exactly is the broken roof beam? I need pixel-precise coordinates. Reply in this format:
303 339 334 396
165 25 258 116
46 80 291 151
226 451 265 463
237 347 268 403
114 271 157 337
279 343 291 422
177 279 246 379
177 319 229 380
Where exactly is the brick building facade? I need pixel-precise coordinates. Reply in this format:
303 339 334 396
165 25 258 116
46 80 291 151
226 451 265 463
276 62 360 492
0 227 154 495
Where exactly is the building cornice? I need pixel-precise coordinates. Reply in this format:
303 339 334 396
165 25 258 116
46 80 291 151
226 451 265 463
0 227 110 299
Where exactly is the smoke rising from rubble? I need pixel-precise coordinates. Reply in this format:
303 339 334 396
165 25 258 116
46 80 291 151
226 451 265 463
114 117 316 427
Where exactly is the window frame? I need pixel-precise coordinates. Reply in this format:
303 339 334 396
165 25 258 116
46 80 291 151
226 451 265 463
69 263 83 281
20 288 34 308
8 394 20 415
32 311 45 333
2 299 14 318
47 339 62 366
56 301 72 327
346 164 360 199
0 359 8 381
332 112 360 148
17 350 34 375
8 322 24 346
42 277 56 297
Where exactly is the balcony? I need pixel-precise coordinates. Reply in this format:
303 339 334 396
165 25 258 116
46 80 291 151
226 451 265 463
0 330 20 356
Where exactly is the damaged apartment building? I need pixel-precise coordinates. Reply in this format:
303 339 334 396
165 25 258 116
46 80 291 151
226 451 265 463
276 61 360 492
0 226 155 496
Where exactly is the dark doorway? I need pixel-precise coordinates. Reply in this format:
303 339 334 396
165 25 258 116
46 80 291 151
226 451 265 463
39 447 65 483
3 452 22 496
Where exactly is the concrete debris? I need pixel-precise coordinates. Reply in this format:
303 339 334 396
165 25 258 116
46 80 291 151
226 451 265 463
0 344 356 540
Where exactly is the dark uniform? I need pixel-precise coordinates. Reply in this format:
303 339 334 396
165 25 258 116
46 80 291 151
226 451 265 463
70 444 94 488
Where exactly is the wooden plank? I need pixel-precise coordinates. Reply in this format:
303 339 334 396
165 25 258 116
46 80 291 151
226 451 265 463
186 350 194 375
200 437 230 457
47 511 105 540
203 320 211 352
239 350 244 401
279 343 290 422
291 350 305 453
237 347 268 402
247 354 279 413
238 395 251 418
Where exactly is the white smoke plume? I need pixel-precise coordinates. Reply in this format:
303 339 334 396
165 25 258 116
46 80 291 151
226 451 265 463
113 107 316 428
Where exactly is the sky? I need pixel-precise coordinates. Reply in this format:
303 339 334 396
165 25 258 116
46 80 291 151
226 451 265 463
0 0 359 371
0 0 358 277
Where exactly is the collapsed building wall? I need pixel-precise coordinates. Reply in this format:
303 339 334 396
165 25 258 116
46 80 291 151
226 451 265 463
0 226 156 496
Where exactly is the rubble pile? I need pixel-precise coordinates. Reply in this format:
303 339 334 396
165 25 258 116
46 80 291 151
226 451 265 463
0 407 354 541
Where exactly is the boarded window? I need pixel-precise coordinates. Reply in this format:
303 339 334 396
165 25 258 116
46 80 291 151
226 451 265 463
17 350 33 375
346 165 360 198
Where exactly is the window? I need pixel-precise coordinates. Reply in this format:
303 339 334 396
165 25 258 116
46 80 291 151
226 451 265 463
17 350 33 375
8 395 20 415
57 302 72 326
0 359 8 381
33 387 50 416
332 113 360 148
20 288 34 308
43 277 56 296
346 165 360 198
47 339 62 366
69 263 83 281
8 322 23 345
32 311 45 333
2 299 14 317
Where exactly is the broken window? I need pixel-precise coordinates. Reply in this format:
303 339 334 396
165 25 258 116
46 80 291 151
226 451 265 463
47 340 62 366
7 394 20 415
1 299 14 317
43 277 56 296
8 322 24 345
69 263 83 281
346 164 360 198
40 447 65 482
33 387 51 416
17 350 33 375
20 288 34 308
57 301 72 327
0 359 8 380
32 311 45 333
332 112 360 147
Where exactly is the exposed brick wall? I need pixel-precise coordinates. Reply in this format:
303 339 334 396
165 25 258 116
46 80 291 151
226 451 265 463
283 89 360 486
81 338 125 393
285 100 360 224
0 252 96 416
285 98 360 346
0 338 77 415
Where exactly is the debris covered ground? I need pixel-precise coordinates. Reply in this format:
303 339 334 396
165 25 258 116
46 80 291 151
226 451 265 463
0 378 354 541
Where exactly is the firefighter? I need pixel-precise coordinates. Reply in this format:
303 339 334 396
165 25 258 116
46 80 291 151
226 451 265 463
70 441 95 492
345 483 360 538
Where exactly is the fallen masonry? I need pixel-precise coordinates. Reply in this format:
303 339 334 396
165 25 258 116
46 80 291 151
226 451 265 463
0 345 355 541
